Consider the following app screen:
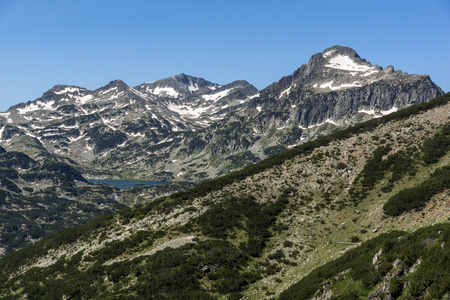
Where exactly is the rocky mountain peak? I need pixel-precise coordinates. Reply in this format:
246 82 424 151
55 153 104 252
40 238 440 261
261 46 385 101
322 45 362 59
173 73 221 92
303 46 381 88
48 85 87 94
303 46 360 74
36 85 89 104
99 79 130 91
134 74 221 100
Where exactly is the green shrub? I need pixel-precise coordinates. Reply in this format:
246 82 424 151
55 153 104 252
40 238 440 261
390 277 403 298
350 236 360 243
384 166 450 216
422 124 450 164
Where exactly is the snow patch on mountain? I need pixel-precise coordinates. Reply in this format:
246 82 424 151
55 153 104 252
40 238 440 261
280 86 292 98
58 124 79 129
358 106 398 117
363 70 379 77
129 133 145 138
322 49 336 58
188 83 199 92
306 118 339 129
0 113 12 123
325 119 338 126
30 124 44 130
358 109 377 116
308 122 323 129
325 55 375 73
333 82 363 89
53 87 82 95
202 88 234 101
100 87 118 95
68 134 85 143
167 103 209 118
320 81 334 89
381 106 398 115
319 81 363 91
17 101 56 114
76 94 93 104
150 87 180 97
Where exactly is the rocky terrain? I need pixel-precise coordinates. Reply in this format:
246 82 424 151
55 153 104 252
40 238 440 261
0 46 443 182
0 139 195 257
1 92 449 299
0 144 127 256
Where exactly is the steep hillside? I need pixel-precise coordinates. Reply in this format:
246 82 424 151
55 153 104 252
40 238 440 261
0 46 443 182
280 223 450 299
0 93 449 299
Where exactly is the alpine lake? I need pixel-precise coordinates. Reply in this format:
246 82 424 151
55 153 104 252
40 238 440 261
87 179 170 189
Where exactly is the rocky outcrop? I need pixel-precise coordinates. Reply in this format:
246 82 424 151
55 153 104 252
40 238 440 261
250 45 443 128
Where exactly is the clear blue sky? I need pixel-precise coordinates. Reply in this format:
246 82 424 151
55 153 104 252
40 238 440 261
0 0 449 112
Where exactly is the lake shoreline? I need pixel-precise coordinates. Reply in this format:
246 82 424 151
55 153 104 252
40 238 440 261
87 179 171 189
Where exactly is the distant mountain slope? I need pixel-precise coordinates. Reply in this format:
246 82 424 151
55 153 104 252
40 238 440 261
0 146 127 256
0 46 443 182
1 92 449 299
0 139 194 256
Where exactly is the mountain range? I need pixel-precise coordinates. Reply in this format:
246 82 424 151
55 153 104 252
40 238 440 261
0 46 443 182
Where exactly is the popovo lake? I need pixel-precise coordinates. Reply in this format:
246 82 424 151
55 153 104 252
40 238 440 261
87 179 170 189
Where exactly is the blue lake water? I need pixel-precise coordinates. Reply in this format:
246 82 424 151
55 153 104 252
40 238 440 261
87 179 170 189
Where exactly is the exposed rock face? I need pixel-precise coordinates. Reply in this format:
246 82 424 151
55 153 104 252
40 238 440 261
0 46 444 182
250 45 443 129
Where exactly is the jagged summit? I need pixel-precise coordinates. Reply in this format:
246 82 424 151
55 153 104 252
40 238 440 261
135 73 221 98
100 79 129 89
322 45 363 59
320 46 376 72
172 73 216 88
48 84 88 94
261 45 442 104
298 46 382 91
305 46 365 70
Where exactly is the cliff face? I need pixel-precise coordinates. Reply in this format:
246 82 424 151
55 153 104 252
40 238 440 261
252 45 443 127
